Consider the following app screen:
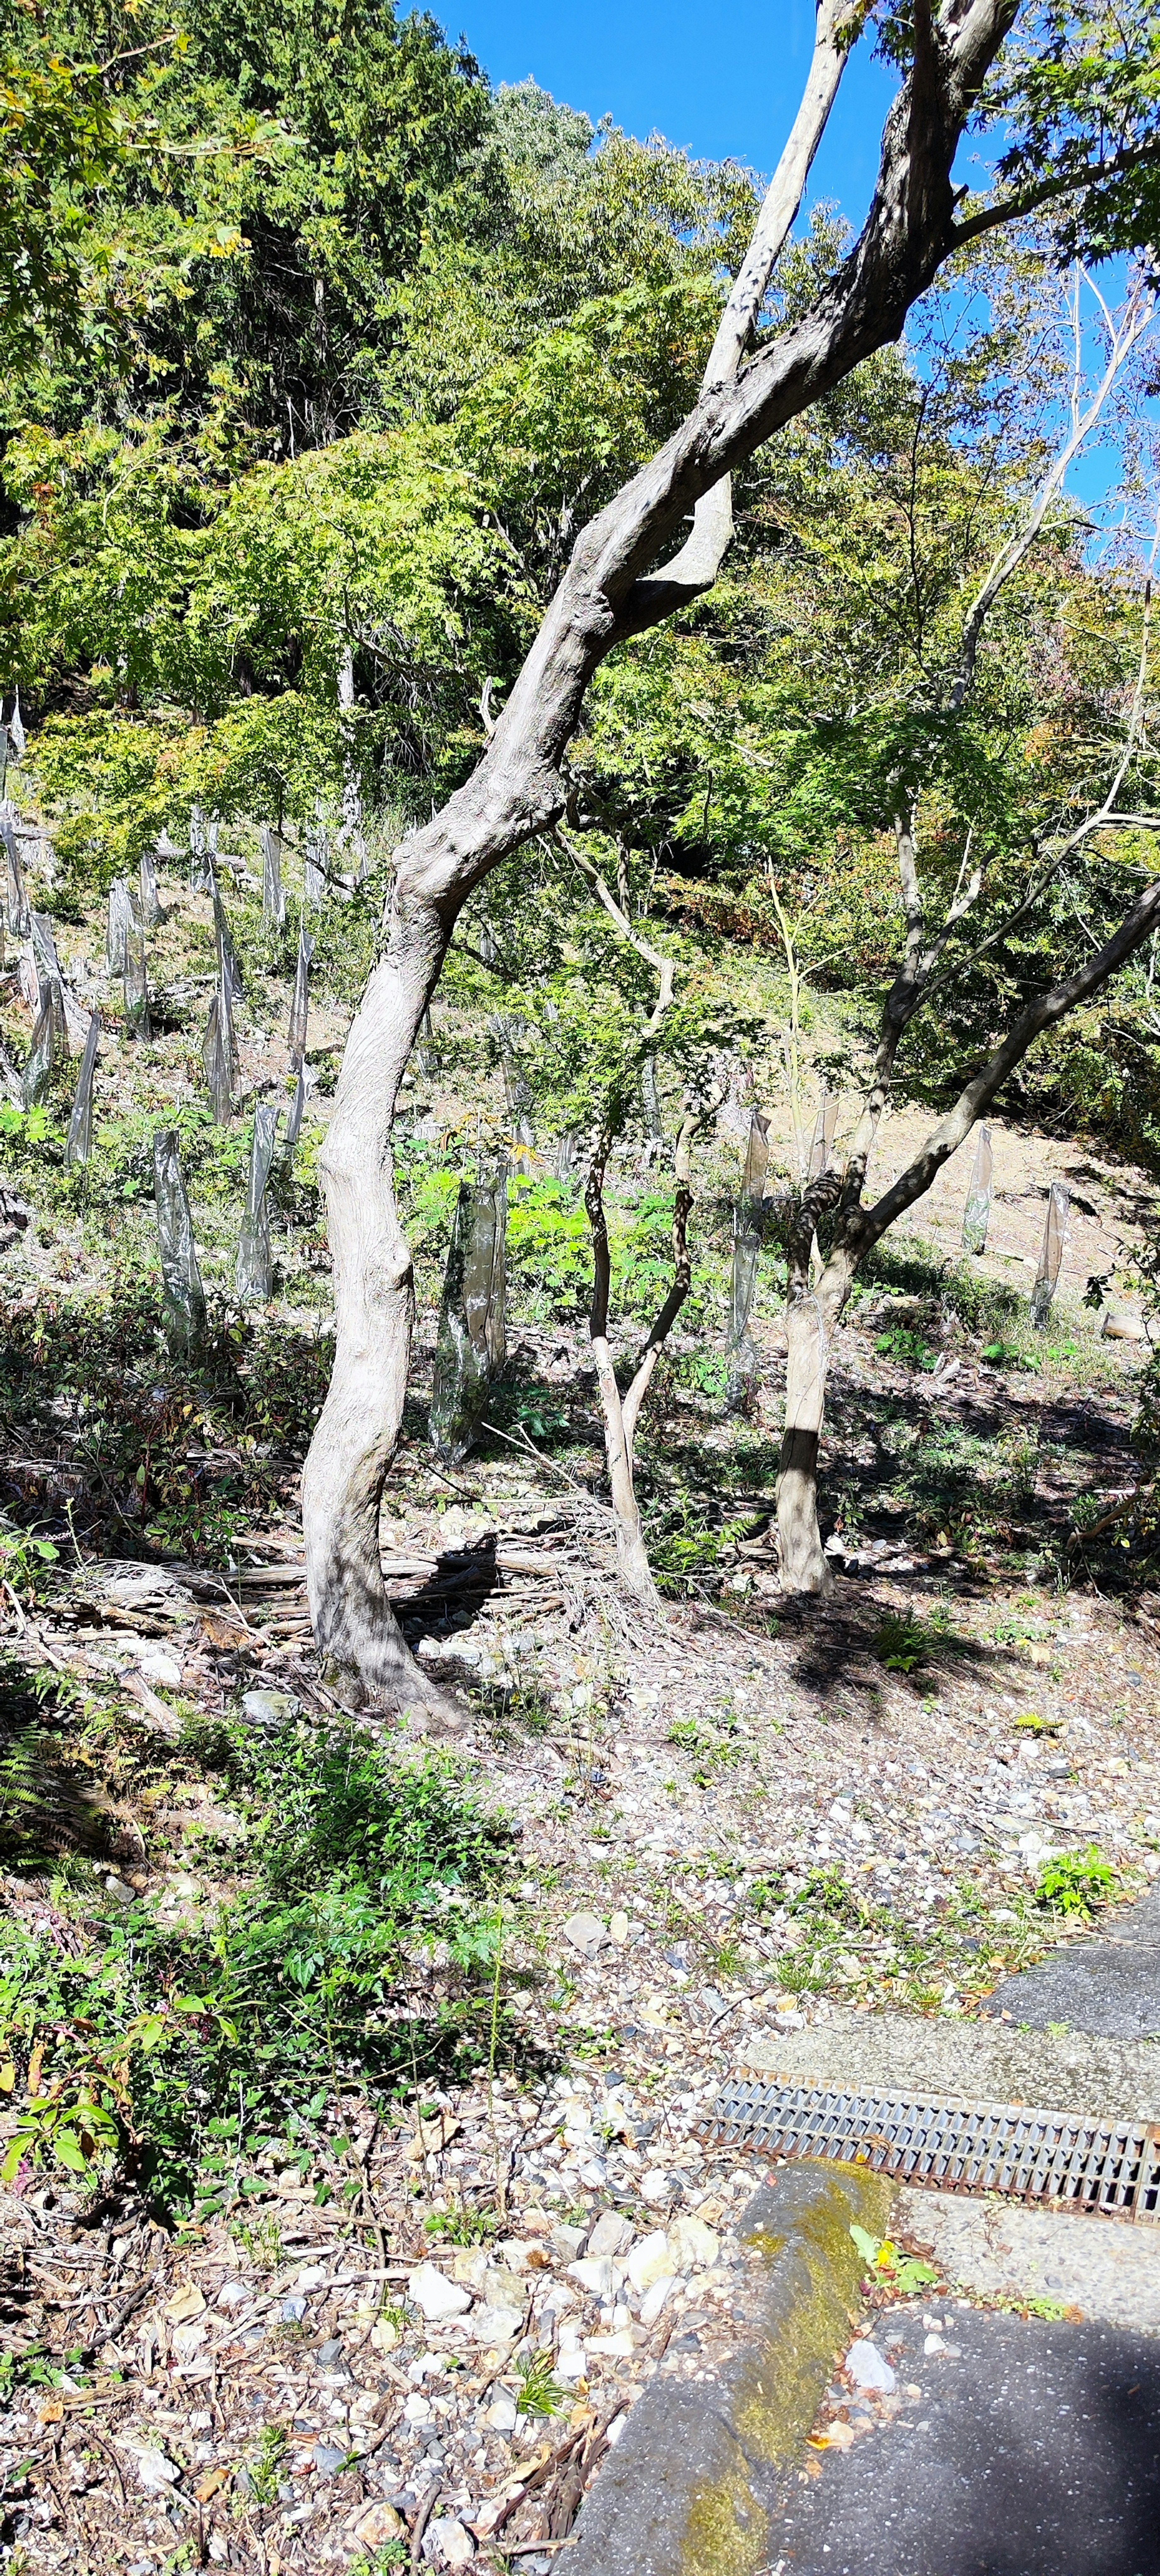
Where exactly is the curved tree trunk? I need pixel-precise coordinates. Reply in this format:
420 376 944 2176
301 907 464 1721
297 6 1034 1698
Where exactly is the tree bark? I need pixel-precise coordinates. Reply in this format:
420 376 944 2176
301 900 465 1718
777 1251 853 1589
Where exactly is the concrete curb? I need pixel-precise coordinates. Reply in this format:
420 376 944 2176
567 2159 893 2576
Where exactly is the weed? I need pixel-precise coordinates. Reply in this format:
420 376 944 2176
982 1340 1040 1373
1035 1845 1118 1920
0 1720 515 2214
242 2422 288 2506
666 1713 746 1784
350 2546 409 2574
850 2225 939 2297
425 2205 498 2247
0 1523 60 1605
233 2213 284 2271
873 1610 931 1674
875 1326 940 1371
516 2349 569 2417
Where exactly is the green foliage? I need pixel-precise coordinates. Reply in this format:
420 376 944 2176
0 1718 514 2212
875 1325 940 1371
849 2224 939 2299
243 2422 289 2507
515 2348 570 2417
873 1610 933 1673
1034 1844 1119 1920
424 2205 498 2246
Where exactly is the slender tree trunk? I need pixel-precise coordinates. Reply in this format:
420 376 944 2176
590 1334 661 1604
301 908 464 1719
777 1252 853 1591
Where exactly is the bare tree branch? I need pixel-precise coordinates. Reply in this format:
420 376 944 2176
950 137 1160 254
951 273 1155 712
651 0 864 605
851 858 1160 1257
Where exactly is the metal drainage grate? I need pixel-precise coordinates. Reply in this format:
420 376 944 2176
704 2075 1160 2223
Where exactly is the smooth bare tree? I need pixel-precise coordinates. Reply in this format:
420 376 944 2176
300 1 1153 1709
584 1093 719 1605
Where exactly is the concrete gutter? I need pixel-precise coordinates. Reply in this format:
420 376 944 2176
567 2158 892 2576
738 2007 1160 2122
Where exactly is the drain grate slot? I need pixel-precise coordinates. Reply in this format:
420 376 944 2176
703 2076 1160 2222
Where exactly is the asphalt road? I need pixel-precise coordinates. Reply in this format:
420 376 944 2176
766 2300 1160 2576
982 1877 1160 2039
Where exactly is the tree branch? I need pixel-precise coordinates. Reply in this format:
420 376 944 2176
950 137 1160 253
849 856 1160 1259
555 827 677 1028
951 273 1155 713
642 0 863 609
622 1093 721 1452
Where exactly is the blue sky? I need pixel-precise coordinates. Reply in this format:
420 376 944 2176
452 3 1147 522
453 0 901 212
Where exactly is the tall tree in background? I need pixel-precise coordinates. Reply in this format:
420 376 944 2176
297 1 1160 1710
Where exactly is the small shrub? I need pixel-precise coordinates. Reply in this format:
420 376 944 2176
873 1609 930 1673
1035 1845 1118 1920
874 1325 940 1371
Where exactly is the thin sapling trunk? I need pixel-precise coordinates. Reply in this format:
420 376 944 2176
585 1102 713 1605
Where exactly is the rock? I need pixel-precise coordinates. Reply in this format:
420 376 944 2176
1101 1307 1145 1340
554 2346 588 2383
404 2394 433 2424
568 2257 616 2298
845 2340 896 2395
241 1688 298 1728
281 2295 307 2322
482 2392 518 2433
639 2277 674 2328
430 2518 475 2568
103 1875 136 1905
355 2502 406 2545
667 2214 719 2273
450 2248 491 2290
311 2440 349 2475
549 2223 587 2259
471 2303 524 2345
496 2239 538 2272
588 2211 634 2260
136 1646 183 1689
165 2284 206 2323
626 2229 676 2295
408 2262 472 2322
609 1911 631 1944
924 2331 956 2356
640 2167 681 2207
126 2446 180 2494
561 1911 608 1955
481 2267 527 2309
215 2280 248 2311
